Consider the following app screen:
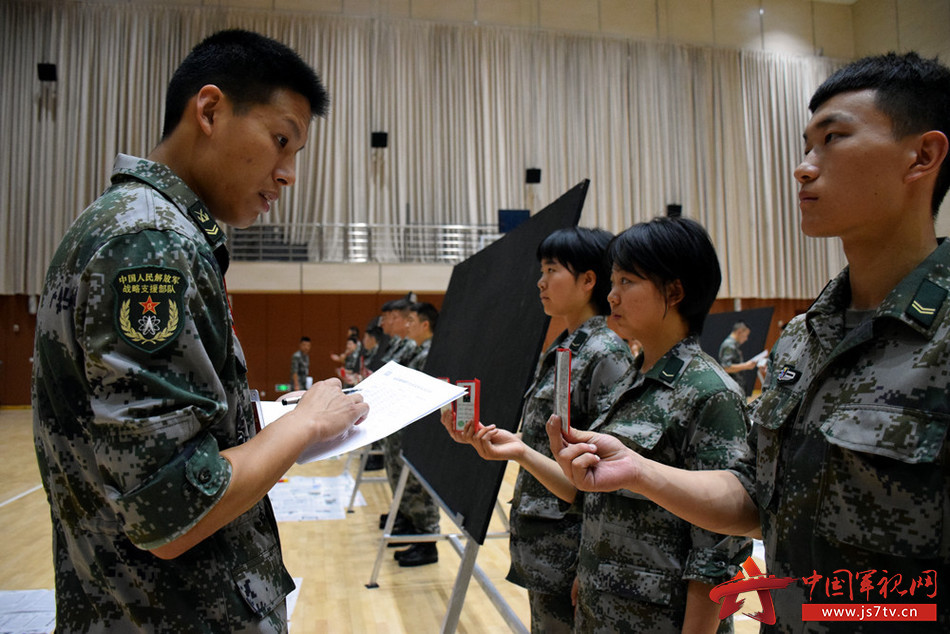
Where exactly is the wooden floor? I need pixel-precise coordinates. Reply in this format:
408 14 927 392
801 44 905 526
1 407 760 633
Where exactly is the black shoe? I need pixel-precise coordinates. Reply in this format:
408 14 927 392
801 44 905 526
379 512 411 531
364 454 384 471
386 515 415 547
396 543 438 567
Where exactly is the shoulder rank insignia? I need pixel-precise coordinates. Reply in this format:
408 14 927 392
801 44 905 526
113 266 187 353
905 279 946 329
657 356 685 383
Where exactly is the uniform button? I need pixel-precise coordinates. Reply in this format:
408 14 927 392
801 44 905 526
197 468 212 484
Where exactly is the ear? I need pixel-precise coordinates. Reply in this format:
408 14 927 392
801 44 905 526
665 279 685 308
193 85 226 137
905 130 949 185
580 269 597 292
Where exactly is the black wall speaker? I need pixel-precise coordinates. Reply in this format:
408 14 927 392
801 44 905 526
525 168 541 184
37 63 57 82
371 131 388 148
666 203 683 217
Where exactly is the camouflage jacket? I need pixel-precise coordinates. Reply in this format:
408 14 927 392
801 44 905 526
718 334 743 367
290 349 309 385
343 342 363 372
407 337 431 371
507 316 632 595
577 337 751 632
387 334 419 365
741 242 950 633
32 155 293 633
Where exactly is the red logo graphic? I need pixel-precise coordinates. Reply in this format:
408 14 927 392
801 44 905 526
138 295 160 314
709 557 797 625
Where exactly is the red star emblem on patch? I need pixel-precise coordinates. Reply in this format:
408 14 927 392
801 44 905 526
139 295 160 314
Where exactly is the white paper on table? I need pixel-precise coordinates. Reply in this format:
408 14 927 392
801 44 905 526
258 361 466 463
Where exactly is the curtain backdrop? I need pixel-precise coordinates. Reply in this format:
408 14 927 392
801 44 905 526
1 0 844 297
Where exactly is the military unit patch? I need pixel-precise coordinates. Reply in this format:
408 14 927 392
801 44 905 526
113 266 187 352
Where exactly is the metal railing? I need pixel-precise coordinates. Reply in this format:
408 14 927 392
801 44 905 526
228 223 505 264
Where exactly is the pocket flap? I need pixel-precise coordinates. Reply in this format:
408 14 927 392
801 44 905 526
233 544 296 618
608 419 664 452
820 406 949 463
749 387 801 431
591 563 676 606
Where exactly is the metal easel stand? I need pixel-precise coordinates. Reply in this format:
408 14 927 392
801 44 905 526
345 446 387 513
365 454 527 634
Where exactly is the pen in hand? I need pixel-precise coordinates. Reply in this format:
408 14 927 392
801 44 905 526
281 386 360 406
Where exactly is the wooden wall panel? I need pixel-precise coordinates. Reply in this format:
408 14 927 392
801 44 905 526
229 292 446 400
0 293 807 406
0 295 35 407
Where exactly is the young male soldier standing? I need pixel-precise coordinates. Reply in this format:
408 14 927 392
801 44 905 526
32 30 368 632
549 52 950 632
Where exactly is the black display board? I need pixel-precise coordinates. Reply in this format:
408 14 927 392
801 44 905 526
402 181 589 544
700 307 774 396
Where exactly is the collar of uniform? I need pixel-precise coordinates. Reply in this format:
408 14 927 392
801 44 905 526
808 240 950 345
879 239 950 336
110 154 230 269
643 336 698 388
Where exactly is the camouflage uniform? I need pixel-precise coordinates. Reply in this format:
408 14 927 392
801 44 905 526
383 337 434 526
32 155 294 633
290 349 309 388
386 334 418 366
738 243 950 633
719 333 752 395
343 342 363 373
718 334 743 369
578 337 751 634
381 337 441 533
406 337 432 373
509 316 632 633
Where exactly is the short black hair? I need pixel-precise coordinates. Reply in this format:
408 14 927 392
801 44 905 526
381 298 412 315
364 317 384 341
410 302 439 332
162 29 329 138
809 52 950 216
731 321 749 332
300 336 311 342
608 217 721 336
537 227 614 315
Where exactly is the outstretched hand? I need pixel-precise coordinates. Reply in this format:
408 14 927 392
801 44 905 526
440 408 483 444
470 425 525 462
545 415 642 493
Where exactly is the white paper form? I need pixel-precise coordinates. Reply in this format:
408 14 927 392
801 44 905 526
258 361 466 463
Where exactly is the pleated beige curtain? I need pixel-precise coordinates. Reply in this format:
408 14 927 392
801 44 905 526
1 0 844 297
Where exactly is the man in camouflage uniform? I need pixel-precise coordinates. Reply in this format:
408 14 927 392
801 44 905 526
549 52 950 632
380 298 419 365
32 30 367 633
290 336 311 390
718 321 756 394
389 302 443 566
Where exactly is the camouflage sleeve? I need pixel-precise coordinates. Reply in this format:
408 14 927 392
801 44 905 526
681 389 753 584
582 342 632 418
77 229 234 549
290 352 303 377
718 339 740 367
